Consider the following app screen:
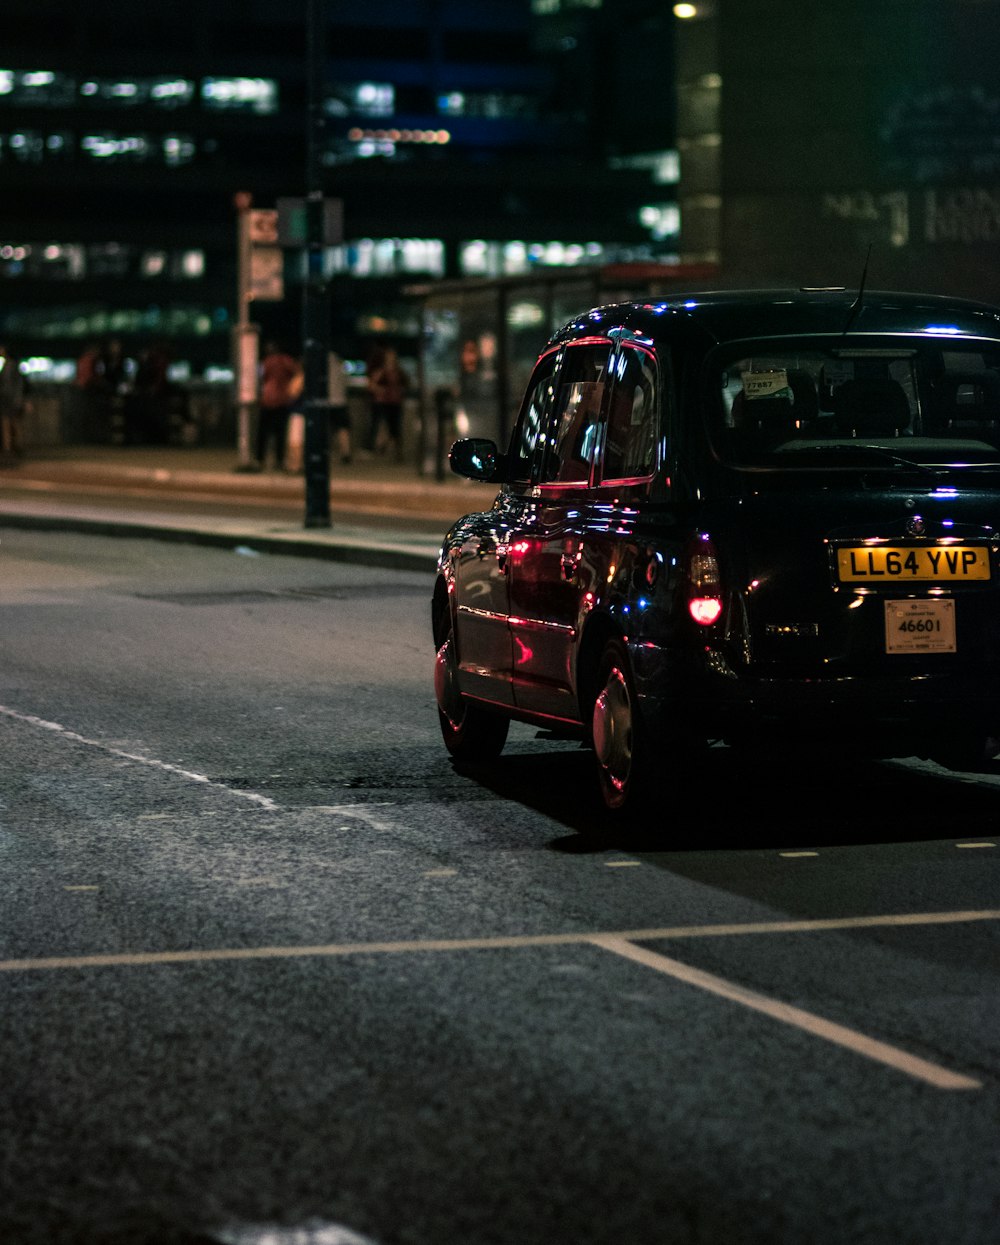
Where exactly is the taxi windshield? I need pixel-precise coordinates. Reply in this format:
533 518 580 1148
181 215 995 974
707 337 1000 469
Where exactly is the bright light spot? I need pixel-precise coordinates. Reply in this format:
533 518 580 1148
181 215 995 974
689 596 723 625
180 250 204 277
674 3 699 17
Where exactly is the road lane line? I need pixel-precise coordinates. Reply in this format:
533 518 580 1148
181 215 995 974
589 934 981 1091
0 704 280 811
2 909 999 973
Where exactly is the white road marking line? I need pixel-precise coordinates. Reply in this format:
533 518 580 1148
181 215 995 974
780 851 819 858
0 704 280 811
344 806 399 831
605 860 641 868
306 803 399 815
956 842 996 849
3 908 998 974
423 868 458 878
589 934 981 1091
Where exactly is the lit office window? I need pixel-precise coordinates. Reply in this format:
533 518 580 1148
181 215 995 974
2 131 46 162
460 240 495 275
326 82 395 118
354 82 394 117
178 251 205 279
81 133 152 160
162 134 196 166
21 357 77 383
531 0 606 11
329 238 444 278
639 203 681 240
141 251 167 277
0 70 76 106
460 240 605 277
201 78 277 114
151 79 195 107
437 91 536 119
45 132 71 158
79 77 195 108
399 238 444 275
41 244 86 279
438 92 465 116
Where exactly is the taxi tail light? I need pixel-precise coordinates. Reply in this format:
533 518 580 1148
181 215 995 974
688 535 723 627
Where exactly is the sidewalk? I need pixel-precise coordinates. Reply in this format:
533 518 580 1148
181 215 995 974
0 446 488 572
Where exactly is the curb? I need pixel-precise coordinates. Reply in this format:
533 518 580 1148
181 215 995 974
0 510 442 574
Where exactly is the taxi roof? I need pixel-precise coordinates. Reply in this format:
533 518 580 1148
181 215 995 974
549 288 1000 348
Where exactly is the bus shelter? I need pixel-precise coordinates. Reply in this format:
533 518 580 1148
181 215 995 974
411 262 719 479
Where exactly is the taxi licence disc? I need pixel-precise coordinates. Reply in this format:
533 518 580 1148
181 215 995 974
837 544 990 583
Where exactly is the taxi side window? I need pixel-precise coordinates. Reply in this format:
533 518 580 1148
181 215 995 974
508 350 559 483
541 345 609 485
602 343 658 481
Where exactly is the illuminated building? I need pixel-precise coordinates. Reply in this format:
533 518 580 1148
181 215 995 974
0 0 678 379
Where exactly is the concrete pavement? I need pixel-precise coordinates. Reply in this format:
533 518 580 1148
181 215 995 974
0 446 489 572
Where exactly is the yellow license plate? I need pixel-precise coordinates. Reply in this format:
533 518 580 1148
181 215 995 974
838 545 990 582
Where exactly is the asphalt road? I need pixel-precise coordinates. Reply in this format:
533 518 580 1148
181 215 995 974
2 529 999 1245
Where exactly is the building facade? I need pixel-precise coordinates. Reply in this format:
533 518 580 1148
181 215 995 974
0 0 679 391
675 0 1000 300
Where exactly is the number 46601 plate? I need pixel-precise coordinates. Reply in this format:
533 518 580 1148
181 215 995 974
885 598 956 654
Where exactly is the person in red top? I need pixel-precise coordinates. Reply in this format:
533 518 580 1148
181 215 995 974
257 341 302 471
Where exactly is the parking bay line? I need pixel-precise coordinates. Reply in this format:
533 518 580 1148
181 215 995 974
589 934 981 1091
1 909 994 1090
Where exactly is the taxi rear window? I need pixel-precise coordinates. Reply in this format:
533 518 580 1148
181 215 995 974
707 340 1000 467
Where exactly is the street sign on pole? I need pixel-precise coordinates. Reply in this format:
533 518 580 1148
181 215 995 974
249 246 284 301
248 209 279 244
277 196 343 247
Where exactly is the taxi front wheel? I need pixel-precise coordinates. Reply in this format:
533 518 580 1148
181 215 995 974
434 629 509 762
591 639 652 813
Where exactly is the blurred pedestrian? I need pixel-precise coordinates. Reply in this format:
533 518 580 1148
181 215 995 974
0 344 30 462
257 340 302 471
98 337 130 445
329 349 352 464
367 346 408 459
131 340 172 444
75 341 102 391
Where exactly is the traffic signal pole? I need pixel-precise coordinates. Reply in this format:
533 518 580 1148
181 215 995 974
302 0 331 528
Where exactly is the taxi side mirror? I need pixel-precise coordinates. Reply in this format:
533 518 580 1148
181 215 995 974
449 437 506 482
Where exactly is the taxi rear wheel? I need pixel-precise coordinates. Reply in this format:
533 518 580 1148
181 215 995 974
434 627 509 762
591 639 650 812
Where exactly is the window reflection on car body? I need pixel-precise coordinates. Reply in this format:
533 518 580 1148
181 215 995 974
778 443 943 475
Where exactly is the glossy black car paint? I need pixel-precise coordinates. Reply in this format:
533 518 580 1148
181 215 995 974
433 289 1000 807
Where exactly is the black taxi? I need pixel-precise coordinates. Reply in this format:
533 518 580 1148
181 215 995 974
432 288 1000 812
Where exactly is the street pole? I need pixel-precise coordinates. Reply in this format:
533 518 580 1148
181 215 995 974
232 191 258 471
303 0 331 527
